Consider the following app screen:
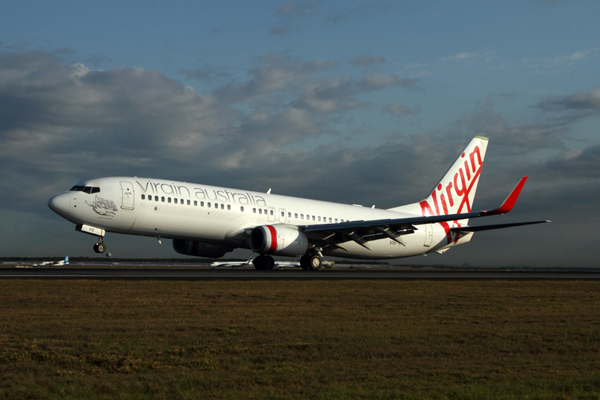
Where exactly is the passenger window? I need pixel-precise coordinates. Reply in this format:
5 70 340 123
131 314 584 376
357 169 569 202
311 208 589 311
168 198 172 203
253 208 257 213
174 198 178 204
221 204 224 209
318 216 321 222
201 201 205 207
288 212 291 218
187 200 190 205
312 216 315 221
194 201 197 206
270 210 274 216
155 196 159 201
241 206 244 212
295 213 298 218
161 196 165 202
227 205 231 210
259 209 262 214
142 194 146 200
301 214 304 219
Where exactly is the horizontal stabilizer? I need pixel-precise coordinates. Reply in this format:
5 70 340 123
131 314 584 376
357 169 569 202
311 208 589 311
451 220 550 232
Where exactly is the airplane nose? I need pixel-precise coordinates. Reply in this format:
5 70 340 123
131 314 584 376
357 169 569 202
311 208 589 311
48 192 71 216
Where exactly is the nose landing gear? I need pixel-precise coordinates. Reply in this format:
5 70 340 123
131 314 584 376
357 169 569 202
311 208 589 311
93 238 106 254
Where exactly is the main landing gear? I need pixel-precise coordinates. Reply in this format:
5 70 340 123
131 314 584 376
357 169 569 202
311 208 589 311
300 253 322 270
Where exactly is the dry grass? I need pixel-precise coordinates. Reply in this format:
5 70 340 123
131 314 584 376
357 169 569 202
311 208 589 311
0 280 599 399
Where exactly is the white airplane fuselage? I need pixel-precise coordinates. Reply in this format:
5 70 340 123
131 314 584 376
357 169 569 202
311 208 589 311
48 177 454 260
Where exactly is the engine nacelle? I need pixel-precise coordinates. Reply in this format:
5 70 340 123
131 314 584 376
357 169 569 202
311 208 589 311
249 225 309 257
172 240 232 258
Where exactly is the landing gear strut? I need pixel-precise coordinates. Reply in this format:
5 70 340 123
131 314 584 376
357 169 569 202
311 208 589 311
300 253 322 270
253 255 275 270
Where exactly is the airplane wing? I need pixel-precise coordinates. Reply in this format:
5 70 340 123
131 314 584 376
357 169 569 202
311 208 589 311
302 177 549 251
450 220 550 232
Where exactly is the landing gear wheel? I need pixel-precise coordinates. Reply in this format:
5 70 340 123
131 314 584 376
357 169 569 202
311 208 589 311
300 254 310 270
300 254 321 270
93 242 106 254
253 255 274 270
308 254 322 270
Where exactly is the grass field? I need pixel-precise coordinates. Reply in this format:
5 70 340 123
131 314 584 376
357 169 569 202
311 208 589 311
0 280 599 399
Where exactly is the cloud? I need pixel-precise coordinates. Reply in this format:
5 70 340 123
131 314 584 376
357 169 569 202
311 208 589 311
0 50 422 215
359 74 418 90
291 74 418 114
351 54 386 68
0 51 238 211
215 54 337 103
523 47 600 69
541 145 600 179
454 99 567 153
444 51 495 62
271 1 322 35
537 89 600 112
180 65 232 83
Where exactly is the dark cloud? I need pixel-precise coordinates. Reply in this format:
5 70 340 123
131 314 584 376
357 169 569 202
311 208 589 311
541 145 600 179
454 99 567 154
215 54 337 103
537 89 600 112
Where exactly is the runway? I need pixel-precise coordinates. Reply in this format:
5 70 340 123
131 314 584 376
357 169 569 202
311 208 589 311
1 267 600 280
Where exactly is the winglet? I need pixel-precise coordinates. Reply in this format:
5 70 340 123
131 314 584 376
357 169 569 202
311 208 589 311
484 177 527 215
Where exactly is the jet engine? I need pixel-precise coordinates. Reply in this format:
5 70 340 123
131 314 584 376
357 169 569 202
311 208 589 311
172 240 232 258
249 225 309 256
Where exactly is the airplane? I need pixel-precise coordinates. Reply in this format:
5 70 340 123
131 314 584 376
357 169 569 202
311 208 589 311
210 258 302 269
14 256 69 268
47 136 549 270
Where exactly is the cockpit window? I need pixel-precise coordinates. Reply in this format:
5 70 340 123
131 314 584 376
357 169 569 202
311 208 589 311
70 186 100 194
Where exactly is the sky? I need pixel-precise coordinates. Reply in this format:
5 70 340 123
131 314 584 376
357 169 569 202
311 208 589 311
0 0 599 267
